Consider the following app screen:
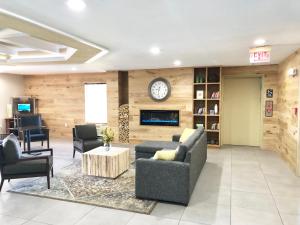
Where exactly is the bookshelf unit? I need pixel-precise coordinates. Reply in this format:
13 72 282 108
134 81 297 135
193 67 222 148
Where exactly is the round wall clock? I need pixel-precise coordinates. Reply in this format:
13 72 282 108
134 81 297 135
148 77 171 101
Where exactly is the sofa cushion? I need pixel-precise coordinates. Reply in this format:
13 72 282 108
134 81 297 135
3 156 53 175
75 124 98 140
179 128 196 143
2 134 21 163
174 128 203 162
153 149 177 161
135 141 179 155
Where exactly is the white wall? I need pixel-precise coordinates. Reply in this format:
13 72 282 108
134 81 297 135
0 74 24 133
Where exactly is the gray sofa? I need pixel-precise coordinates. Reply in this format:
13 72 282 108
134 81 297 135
135 127 207 205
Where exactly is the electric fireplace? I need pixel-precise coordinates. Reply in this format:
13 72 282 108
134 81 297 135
140 110 180 126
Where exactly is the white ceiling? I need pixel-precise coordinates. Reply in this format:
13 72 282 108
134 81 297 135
0 28 77 63
0 0 300 74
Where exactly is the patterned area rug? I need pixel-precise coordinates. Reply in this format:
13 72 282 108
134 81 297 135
8 160 156 214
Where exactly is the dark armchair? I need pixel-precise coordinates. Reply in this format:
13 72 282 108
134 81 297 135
0 134 53 191
18 114 49 151
72 124 103 158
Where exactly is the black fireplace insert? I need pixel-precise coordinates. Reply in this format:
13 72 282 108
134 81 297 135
140 110 180 126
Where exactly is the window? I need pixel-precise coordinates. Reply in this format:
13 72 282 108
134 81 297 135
84 83 107 124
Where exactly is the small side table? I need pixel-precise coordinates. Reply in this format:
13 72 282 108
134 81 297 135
82 146 130 178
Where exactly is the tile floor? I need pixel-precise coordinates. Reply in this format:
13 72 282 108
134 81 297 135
1 140 300 225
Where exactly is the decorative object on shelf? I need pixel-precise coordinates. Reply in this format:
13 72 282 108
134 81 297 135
197 107 205 115
196 123 204 128
196 72 205 83
265 100 273 117
266 89 273 98
148 77 171 101
209 110 215 115
214 104 218 114
102 127 114 151
196 90 204 99
211 91 220 99
210 123 219 130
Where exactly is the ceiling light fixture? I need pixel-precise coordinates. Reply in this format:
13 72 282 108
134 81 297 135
254 38 266 46
71 67 77 71
173 60 182 66
150 47 161 55
66 0 86 12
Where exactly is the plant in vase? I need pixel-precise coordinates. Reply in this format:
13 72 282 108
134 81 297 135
102 127 114 151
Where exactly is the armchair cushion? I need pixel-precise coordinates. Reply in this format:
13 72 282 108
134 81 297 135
19 115 43 135
25 133 48 142
74 139 102 152
2 156 53 175
75 124 98 140
2 134 21 163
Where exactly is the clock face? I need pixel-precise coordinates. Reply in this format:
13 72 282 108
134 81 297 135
149 78 171 101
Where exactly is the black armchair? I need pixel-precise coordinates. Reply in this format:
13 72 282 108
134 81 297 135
0 134 53 191
18 114 49 151
72 124 103 158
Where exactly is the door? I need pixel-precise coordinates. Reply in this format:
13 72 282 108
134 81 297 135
222 77 261 146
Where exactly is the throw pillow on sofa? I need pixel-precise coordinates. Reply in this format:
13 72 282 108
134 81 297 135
179 128 196 143
153 149 177 161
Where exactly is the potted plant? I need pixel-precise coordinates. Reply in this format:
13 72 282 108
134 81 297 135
102 127 114 151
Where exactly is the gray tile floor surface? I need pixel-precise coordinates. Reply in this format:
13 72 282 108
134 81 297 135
1 139 300 225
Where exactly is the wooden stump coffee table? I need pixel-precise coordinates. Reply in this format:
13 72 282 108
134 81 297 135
82 146 130 178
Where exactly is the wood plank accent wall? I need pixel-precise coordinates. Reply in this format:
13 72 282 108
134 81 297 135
222 65 279 151
277 50 300 172
128 68 193 143
23 72 119 140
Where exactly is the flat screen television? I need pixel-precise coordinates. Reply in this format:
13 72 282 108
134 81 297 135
17 103 31 112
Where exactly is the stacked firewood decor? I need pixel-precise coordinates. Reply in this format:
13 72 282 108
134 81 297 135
119 104 129 143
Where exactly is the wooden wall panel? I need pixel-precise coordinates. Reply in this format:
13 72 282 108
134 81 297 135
277 50 300 172
128 68 193 143
222 65 279 151
24 72 119 141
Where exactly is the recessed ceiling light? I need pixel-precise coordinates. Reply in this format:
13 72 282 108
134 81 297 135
173 60 182 66
150 47 161 55
254 39 266 46
66 0 86 12
71 67 77 71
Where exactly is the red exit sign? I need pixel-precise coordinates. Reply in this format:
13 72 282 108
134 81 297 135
249 46 271 64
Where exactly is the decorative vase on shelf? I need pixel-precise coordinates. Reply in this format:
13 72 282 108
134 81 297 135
214 104 218 114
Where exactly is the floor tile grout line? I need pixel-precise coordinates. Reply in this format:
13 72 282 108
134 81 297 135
256 151 285 225
72 206 97 225
124 212 136 225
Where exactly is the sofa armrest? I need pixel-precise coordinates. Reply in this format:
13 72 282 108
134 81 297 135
172 134 181 142
136 158 190 204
